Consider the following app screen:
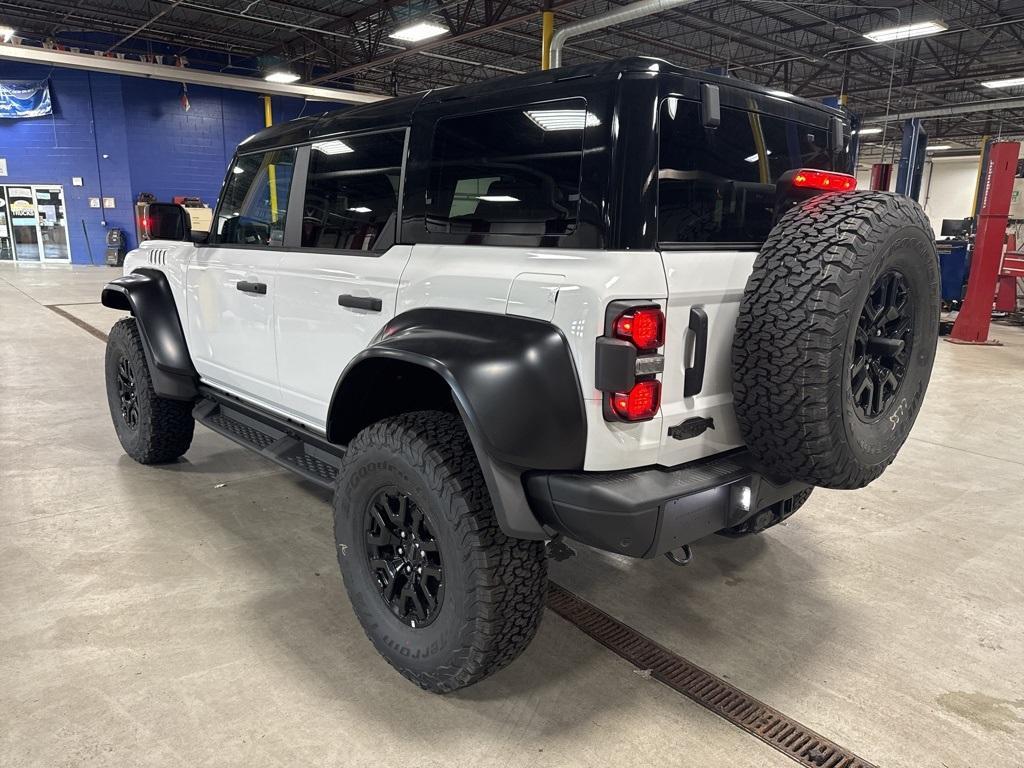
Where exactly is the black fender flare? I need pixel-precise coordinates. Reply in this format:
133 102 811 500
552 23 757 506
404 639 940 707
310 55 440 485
328 308 588 539
101 268 198 400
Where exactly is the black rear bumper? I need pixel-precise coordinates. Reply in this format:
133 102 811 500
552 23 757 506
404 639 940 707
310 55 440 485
524 451 809 558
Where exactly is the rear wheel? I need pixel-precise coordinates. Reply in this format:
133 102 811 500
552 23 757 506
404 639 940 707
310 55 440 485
333 411 548 693
104 318 194 464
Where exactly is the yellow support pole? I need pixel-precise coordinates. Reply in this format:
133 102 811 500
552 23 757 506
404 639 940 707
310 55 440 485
262 95 278 224
541 10 554 70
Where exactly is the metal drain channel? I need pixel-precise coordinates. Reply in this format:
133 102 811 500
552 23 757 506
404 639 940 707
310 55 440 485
547 583 877 768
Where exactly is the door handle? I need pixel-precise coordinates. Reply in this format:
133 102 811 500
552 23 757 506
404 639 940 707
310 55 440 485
683 306 708 398
236 281 267 295
338 294 382 312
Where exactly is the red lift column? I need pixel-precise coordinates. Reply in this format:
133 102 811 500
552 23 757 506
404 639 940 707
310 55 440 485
948 140 1020 345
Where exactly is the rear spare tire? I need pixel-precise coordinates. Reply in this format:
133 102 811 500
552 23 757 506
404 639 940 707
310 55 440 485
732 191 939 489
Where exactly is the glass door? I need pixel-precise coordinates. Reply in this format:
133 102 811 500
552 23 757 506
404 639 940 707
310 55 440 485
7 186 40 261
0 185 71 262
34 186 70 261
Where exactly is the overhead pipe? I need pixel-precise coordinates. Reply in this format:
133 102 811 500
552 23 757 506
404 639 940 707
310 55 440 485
548 0 700 69
862 96 1024 123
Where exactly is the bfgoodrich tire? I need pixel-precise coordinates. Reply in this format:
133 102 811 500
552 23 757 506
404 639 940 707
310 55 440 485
333 411 547 693
104 317 194 464
732 192 940 489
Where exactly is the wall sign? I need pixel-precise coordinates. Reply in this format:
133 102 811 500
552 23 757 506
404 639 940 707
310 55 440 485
102 197 116 209
88 197 101 208
0 81 53 118
0 158 7 177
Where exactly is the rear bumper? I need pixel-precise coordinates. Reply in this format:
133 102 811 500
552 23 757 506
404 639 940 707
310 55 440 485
524 451 809 558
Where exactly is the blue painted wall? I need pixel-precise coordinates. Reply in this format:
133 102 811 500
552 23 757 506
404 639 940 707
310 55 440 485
0 62 341 263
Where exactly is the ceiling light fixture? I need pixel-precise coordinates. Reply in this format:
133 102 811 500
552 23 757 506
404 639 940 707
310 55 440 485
855 127 883 135
389 21 447 42
744 150 772 162
477 195 519 203
524 109 601 131
0 26 15 42
981 76 1024 89
264 70 300 84
312 139 354 155
927 145 953 151
865 21 947 43
232 166 245 174
348 206 372 213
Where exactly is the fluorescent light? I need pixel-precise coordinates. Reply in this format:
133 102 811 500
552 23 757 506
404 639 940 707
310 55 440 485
927 145 953 151
312 139 353 155
348 206 372 213
865 21 947 43
477 195 519 203
232 166 245 174
981 76 1024 89
264 71 300 84
744 150 772 162
768 89 793 98
0 26 14 42
855 127 883 135
389 21 447 42
524 109 601 131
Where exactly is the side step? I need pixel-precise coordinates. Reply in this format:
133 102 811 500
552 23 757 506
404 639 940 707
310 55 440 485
193 395 344 491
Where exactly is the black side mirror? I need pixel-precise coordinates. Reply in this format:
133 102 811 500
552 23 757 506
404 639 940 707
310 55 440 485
190 230 209 245
145 203 191 242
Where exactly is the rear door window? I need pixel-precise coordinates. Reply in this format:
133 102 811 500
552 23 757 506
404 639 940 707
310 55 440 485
300 130 406 253
425 99 589 237
658 99 840 245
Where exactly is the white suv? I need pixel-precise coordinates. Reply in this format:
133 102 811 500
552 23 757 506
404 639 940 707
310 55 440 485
102 57 940 692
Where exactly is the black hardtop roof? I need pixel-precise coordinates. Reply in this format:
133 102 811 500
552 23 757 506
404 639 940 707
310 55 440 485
238 56 844 153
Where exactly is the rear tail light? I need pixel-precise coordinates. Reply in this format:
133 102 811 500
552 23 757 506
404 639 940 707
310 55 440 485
614 307 665 351
791 169 857 192
611 380 661 421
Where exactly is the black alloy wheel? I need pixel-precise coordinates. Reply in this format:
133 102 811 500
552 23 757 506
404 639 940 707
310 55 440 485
850 269 915 421
116 355 140 430
364 488 444 628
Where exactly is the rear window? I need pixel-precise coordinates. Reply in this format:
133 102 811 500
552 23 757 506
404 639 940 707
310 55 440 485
425 99 588 237
658 98 840 245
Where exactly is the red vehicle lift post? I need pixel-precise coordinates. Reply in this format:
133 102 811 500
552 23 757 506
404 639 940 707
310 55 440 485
948 140 1020 345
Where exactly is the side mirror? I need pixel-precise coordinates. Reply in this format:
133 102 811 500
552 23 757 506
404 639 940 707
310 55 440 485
145 203 191 242
190 230 209 245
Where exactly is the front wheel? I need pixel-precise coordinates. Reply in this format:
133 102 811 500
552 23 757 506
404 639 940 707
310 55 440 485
104 318 194 464
333 411 548 693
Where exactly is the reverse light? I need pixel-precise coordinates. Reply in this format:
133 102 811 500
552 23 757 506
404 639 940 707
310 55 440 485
792 169 857 192
611 380 661 422
614 307 665 351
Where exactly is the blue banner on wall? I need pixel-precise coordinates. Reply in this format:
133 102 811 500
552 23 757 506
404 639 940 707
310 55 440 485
0 81 52 118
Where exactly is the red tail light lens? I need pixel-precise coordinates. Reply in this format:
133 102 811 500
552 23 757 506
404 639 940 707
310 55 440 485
614 307 665 351
611 380 661 421
792 169 857 192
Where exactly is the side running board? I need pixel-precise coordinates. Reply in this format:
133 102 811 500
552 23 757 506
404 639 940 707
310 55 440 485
193 394 344 490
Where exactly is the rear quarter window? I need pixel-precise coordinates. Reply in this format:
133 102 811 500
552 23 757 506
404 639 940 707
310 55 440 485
658 98 841 246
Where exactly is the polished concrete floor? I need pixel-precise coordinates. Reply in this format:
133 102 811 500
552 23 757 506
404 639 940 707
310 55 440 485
2 262 1023 768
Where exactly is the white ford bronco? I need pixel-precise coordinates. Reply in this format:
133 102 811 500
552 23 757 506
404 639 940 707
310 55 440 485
102 58 940 692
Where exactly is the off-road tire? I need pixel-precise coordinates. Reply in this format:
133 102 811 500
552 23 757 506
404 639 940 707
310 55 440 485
333 411 548 693
718 487 813 538
104 317 194 463
733 192 939 489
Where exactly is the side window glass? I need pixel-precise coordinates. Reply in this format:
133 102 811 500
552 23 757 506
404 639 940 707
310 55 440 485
657 100 838 245
426 99 589 237
300 130 405 252
215 148 296 247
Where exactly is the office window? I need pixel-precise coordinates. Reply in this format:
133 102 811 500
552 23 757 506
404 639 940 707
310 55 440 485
426 100 589 236
215 148 296 246
658 99 841 244
301 130 405 252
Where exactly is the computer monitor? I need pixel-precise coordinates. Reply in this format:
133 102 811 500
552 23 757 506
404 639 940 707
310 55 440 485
940 218 969 237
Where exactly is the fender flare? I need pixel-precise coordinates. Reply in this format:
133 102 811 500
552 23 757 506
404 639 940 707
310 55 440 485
328 308 588 539
101 268 198 400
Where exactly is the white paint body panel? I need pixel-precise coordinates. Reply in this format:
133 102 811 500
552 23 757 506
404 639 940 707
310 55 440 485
273 246 413 426
128 238 754 473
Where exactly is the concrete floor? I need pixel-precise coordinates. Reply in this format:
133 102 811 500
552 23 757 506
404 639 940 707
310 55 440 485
2 262 1023 768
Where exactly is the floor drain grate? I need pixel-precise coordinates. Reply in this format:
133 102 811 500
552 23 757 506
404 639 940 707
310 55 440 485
547 583 878 768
